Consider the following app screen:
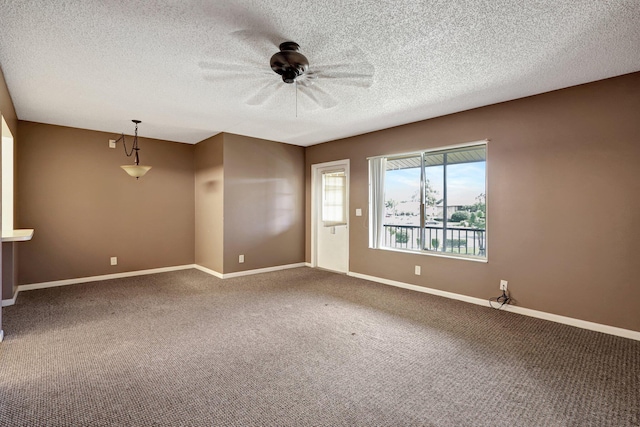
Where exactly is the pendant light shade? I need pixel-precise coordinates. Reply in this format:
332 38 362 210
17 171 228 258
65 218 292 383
121 165 152 178
114 120 151 179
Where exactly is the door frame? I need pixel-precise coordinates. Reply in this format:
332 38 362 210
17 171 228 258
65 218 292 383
311 159 350 270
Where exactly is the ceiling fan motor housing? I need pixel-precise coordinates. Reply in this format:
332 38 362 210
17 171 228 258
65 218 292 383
270 42 309 84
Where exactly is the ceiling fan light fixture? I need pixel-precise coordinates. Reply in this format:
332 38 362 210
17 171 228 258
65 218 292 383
270 41 309 84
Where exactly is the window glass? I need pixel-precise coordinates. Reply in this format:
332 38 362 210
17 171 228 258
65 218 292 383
384 156 421 249
322 170 347 226
371 143 486 259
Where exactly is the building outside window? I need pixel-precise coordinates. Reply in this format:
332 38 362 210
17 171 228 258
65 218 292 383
369 142 487 260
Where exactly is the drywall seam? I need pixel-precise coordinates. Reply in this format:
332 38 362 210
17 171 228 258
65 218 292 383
347 271 640 342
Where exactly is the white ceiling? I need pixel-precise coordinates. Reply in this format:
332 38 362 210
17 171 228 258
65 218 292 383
0 1 639 146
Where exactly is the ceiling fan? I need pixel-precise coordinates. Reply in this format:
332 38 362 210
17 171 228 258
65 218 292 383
200 32 375 111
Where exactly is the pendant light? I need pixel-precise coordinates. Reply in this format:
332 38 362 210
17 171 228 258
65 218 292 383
115 120 151 179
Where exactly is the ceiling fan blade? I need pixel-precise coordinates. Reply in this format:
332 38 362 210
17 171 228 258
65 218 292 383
199 61 266 73
231 29 287 58
203 74 271 84
296 72 318 87
311 58 375 88
246 80 283 106
311 70 374 88
200 61 271 84
315 45 373 66
297 85 338 109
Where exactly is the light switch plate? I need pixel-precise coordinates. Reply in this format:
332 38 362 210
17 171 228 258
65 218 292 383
355 208 362 216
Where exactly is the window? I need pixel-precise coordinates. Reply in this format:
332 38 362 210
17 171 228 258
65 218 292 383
322 170 347 226
369 142 487 259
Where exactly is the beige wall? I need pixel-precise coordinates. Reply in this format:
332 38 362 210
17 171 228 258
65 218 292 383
17 121 195 284
194 133 305 274
194 134 224 273
305 72 640 332
223 133 305 273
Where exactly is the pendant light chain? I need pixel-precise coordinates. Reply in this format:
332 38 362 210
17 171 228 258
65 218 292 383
116 120 151 179
120 121 139 160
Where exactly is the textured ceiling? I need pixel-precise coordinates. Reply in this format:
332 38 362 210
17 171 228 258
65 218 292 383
0 1 639 146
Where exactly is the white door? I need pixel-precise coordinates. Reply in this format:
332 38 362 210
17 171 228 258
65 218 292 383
312 160 349 273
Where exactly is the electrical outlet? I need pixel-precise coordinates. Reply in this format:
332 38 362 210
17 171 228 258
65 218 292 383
415 265 421 275
110 257 118 266
108 139 116 149
355 208 362 216
500 280 508 291
239 254 244 263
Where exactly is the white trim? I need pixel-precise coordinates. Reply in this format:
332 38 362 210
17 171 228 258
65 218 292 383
378 246 488 263
16 265 196 294
1 289 18 307
366 139 488 160
193 264 224 278
347 271 640 342
305 262 313 267
0 329 4 342
311 159 350 272
6 263 308 305
215 263 306 279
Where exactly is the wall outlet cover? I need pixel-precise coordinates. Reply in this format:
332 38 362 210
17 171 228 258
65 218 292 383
500 280 508 291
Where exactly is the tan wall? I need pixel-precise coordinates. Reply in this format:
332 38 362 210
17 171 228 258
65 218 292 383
194 134 224 273
223 133 305 273
17 121 195 284
305 72 640 332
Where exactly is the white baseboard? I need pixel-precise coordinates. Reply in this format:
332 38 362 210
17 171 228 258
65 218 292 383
3 265 197 306
347 271 640 342
0 329 4 342
195 262 306 279
1 290 18 307
4 263 308 306
192 264 223 278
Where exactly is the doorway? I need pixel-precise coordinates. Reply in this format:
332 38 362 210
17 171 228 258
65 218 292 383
311 160 349 273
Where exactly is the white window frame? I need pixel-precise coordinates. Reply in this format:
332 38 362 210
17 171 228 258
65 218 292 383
369 140 488 261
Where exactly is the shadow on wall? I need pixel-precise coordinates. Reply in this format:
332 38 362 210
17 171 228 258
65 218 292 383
204 179 221 193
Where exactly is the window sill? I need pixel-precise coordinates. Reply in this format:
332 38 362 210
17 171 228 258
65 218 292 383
375 246 488 263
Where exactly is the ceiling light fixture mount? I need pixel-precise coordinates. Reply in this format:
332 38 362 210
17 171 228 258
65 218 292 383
270 42 309 84
115 119 151 179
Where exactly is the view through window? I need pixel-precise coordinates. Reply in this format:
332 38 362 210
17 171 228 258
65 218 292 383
371 143 486 259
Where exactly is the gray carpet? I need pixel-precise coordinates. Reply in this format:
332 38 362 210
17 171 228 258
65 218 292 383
0 267 638 426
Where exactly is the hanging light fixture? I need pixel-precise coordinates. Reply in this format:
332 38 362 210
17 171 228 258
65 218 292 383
115 120 151 179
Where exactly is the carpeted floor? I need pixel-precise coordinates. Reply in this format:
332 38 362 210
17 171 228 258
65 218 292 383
0 267 638 426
